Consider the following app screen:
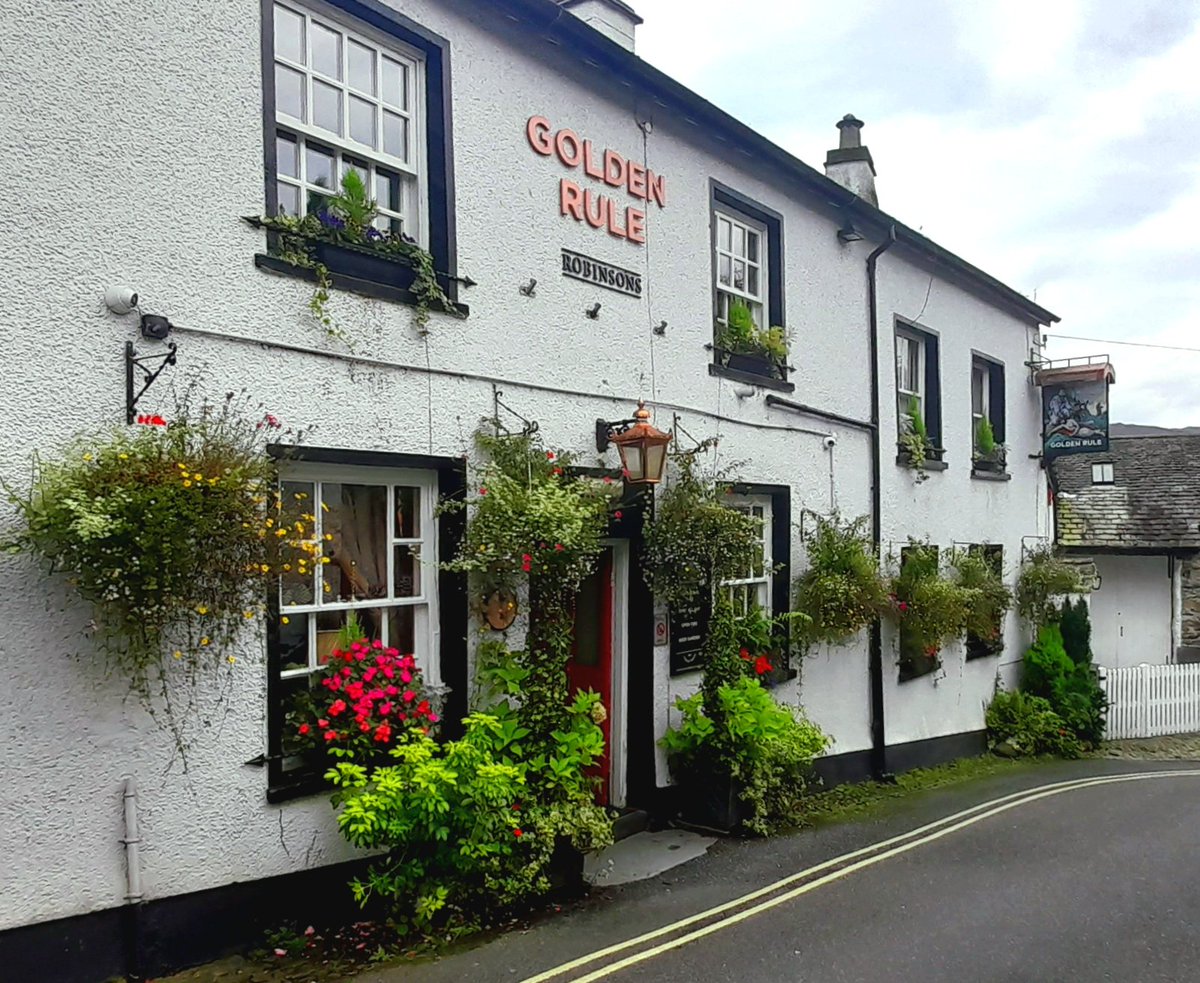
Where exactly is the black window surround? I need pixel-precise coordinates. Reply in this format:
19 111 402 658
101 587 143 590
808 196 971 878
708 180 793 393
971 351 1006 477
965 544 1005 660
263 445 467 803
897 544 940 682
894 318 944 468
256 0 461 311
728 482 796 681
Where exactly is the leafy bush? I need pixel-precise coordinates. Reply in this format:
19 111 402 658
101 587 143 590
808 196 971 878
1059 597 1092 667
328 691 612 936
1022 623 1107 746
890 543 976 674
985 690 1082 758
898 396 930 479
792 513 889 647
662 677 830 835
952 549 1012 653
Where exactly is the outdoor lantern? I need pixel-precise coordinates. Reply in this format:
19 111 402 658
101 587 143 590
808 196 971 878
596 399 673 485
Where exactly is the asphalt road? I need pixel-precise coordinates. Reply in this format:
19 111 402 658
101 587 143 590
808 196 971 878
358 759 1200 983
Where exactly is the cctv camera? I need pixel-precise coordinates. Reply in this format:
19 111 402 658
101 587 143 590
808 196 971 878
822 435 837 449
104 286 139 315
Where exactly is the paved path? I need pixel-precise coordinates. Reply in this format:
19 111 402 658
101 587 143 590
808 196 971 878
358 759 1200 983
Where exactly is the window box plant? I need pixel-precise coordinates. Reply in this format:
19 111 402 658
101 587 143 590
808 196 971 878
953 548 1012 658
714 301 788 381
896 396 942 478
972 417 1007 473
889 543 975 680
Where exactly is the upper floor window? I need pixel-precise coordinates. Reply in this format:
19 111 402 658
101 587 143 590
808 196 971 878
1092 462 1114 484
971 355 1006 471
272 1 426 242
714 210 767 329
894 321 942 453
709 183 788 387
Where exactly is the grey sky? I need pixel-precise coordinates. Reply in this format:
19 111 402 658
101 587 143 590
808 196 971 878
633 0 1200 427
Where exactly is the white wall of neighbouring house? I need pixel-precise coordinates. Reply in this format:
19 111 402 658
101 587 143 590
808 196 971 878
1089 555 1175 668
0 0 1050 936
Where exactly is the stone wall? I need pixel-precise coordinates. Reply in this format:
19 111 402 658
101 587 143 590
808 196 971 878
1180 556 1200 650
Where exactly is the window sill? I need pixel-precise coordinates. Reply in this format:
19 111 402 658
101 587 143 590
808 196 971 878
266 772 329 804
970 469 1012 482
708 362 795 393
895 454 949 472
254 254 469 318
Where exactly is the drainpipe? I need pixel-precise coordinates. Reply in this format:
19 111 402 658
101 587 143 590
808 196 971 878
866 227 897 780
121 776 145 982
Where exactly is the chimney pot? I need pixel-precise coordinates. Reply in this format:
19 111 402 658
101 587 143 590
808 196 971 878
825 114 878 207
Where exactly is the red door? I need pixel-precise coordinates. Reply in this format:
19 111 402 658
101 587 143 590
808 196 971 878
568 547 614 805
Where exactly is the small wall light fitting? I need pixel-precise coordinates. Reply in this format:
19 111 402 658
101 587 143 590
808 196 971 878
586 302 602 319
837 224 864 243
653 320 668 336
519 278 537 297
596 399 673 485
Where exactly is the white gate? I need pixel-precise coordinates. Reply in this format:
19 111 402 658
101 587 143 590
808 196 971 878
1100 664 1200 740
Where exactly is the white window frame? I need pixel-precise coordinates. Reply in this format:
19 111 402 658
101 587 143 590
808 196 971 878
896 328 925 429
721 494 773 616
714 208 768 329
277 461 441 688
971 360 989 445
272 0 428 244
1092 462 1114 484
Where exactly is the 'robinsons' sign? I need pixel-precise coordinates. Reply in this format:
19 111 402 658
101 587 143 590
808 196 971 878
561 249 643 297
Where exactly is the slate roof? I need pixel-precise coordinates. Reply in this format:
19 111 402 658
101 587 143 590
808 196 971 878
1052 436 1200 550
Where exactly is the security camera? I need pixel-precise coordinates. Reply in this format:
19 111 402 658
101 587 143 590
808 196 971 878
822 434 837 449
104 286 139 315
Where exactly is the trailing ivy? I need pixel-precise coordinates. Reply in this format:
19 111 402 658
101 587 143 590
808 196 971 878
792 513 888 648
889 542 976 672
250 170 464 340
952 548 1013 651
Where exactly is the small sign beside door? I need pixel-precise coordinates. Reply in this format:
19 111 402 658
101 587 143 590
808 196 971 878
669 594 711 676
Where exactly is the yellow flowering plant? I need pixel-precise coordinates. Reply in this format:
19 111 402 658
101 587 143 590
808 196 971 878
4 393 316 725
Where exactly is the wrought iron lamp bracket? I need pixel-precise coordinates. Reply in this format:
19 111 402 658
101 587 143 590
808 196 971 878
125 340 178 424
492 384 539 438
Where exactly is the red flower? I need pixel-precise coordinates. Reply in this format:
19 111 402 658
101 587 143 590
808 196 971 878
898 601 909 613
555 543 564 551
298 723 311 735
329 699 347 717
324 730 338 742
603 476 613 484
546 451 555 460
614 511 623 520
513 829 523 837
754 655 773 676
479 487 488 495
739 648 751 660
552 467 562 476
512 803 521 811
317 718 329 729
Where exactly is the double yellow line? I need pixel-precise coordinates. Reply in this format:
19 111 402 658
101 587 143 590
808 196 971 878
521 769 1200 983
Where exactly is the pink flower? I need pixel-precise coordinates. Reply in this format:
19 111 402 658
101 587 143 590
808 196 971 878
329 699 347 716
403 690 416 703
479 487 488 496
898 601 909 613
614 510 623 520
428 712 440 724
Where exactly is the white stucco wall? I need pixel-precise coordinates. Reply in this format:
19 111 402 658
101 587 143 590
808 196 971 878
1089 555 1175 668
0 0 1050 933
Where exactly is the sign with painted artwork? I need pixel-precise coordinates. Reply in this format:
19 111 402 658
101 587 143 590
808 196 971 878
1042 377 1110 459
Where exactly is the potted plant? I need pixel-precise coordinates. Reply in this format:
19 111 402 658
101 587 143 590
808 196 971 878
792 513 889 649
972 417 1007 473
897 396 934 480
714 301 788 380
1016 545 1085 628
952 549 1012 657
889 543 974 679
246 170 464 336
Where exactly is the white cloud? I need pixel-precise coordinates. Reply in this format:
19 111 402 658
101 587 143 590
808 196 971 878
632 0 1200 426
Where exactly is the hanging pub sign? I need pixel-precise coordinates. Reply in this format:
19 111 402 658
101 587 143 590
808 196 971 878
668 593 711 676
1035 357 1116 461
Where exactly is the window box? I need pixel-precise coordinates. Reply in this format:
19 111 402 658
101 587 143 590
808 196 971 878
971 448 1007 474
312 238 419 291
714 346 787 382
966 634 1005 659
895 441 948 470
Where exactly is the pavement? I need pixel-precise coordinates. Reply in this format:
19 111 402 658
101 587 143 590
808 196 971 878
352 757 1200 983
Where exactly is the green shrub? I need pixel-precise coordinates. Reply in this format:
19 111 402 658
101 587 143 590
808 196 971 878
1022 622 1107 746
890 543 976 673
1059 597 1092 667
974 416 997 456
328 691 612 937
662 677 830 834
1016 546 1083 627
985 690 1082 758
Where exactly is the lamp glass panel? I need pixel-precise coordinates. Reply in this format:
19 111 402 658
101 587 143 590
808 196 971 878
619 443 644 481
644 442 668 483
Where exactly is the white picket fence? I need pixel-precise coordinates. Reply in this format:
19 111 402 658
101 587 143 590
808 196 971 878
1100 664 1200 740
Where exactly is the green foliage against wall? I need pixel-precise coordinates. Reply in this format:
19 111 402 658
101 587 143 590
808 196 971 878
792 513 889 648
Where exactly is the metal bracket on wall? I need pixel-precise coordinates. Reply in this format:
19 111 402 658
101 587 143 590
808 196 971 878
491 384 539 438
1020 534 1050 563
798 507 833 543
125 340 178 424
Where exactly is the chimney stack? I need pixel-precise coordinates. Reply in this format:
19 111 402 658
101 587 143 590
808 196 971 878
824 115 877 207
557 0 643 52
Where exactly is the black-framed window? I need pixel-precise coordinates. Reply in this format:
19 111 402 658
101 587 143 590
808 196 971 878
897 544 940 682
965 544 1004 660
895 320 941 451
259 0 458 300
971 355 1006 455
265 447 466 801
727 483 793 681
1091 462 1114 485
708 181 789 388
